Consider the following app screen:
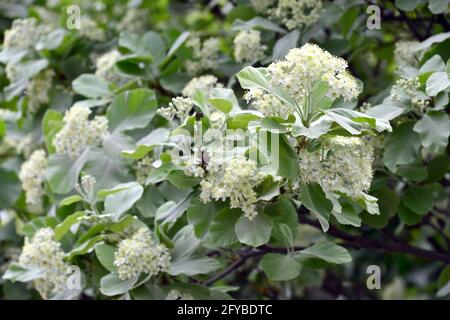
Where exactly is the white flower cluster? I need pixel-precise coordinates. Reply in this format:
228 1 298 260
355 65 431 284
134 156 154 185
53 105 108 158
19 149 47 212
298 136 374 198
117 8 150 34
16 134 34 158
27 69 54 113
394 41 422 68
95 50 122 83
251 0 275 12
268 44 360 103
182 75 223 98
233 30 267 63
245 89 293 118
5 63 20 83
157 97 194 121
79 17 106 41
114 228 171 280
269 0 323 30
185 37 220 75
3 18 45 49
200 156 265 220
18 228 69 299
165 290 194 300
391 77 430 110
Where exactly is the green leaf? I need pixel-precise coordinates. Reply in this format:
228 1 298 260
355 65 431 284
168 258 221 276
60 195 84 206
107 88 158 133
100 273 138 296
208 88 239 114
122 128 171 159
412 32 450 52
136 186 165 218
42 110 63 154
167 170 200 190
72 74 112 98
295 242 352 265
155 193 192 225
299 184 333 230
235 213 273 247
232 17 286 33
383 122 421 173
270 223 295 247
2 263 44 283
398 202 423 226
365 104 404 121
272 30 300 61
104 182 144 220
419 55 446 74
413 112 450 154
68 235 104 260
227 111 262 129
187 198 226 238
437 265 450 297
95 243 117 273
323 108 391 134
403 185 434 215
395 0 421 11
426 71 450 96
54 211 86 241
260 253 301 281
237 66 297 108
164 31 190 63
21 217 58 238
426 155 450 183
169 225 220 276
292 118 332 139
264 195 298 236
332 203 361 227
362 187 398 229
209 208 241 246
428 0 450 14
0 168 20 209
276 133 298 179
47 149 90 194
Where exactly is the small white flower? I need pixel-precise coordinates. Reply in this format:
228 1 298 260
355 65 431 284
269 0 323 30
117 8 149 34
19 149 47 212
182 75 223 98
298 136 374 198
3 18 46 49
251 0 275 13
114 228 171 280
53 105 109 158
27 69 55 113
247 43 359 119
200 156 265 220
390 77 429 111
134 156 154 185
233 30 267 63
18 228 69 299
394 41 423 68
185 37 220 75
95 50 122 83
79 17 105 41
157 97 193 121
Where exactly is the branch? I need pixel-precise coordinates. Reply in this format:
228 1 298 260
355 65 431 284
298 215 450 264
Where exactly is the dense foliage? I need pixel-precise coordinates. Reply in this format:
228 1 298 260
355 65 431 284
0 0 449 300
